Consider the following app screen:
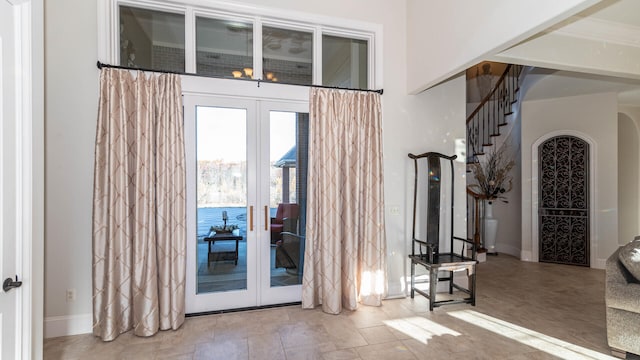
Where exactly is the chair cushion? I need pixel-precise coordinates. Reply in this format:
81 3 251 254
618 239 640 282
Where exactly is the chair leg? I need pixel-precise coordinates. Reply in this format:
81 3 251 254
429 268 437 311
471 271 476 306
449 270 454 294
410 261 415 299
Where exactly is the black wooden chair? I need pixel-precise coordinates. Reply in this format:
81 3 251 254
407 152 477 311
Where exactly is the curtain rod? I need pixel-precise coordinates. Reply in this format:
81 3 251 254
96 61 383 95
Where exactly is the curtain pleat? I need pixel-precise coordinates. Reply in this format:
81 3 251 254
92 68 186 341
154 74 186 331
302 88 387 314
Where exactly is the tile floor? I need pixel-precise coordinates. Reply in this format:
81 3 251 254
44 254 618 359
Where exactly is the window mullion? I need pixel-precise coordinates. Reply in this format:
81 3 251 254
185 6 196 73
368 35 376 89
254 17 263 81
313 26 322 85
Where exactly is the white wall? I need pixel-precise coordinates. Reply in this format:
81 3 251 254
521 93 618 268
44 0 98 336
406 0 601 93
618 106 640 244
44 0 467 336
398 75 466 295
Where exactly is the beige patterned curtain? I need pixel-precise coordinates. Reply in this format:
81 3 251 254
302 88 387 314
92 68 186 341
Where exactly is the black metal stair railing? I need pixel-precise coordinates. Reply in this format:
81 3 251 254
466 64 524 164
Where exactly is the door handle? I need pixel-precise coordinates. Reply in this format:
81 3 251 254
3 275 22 292
249 206 254 231
264 206 269 231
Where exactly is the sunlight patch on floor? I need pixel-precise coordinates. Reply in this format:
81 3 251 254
448 310 617 360
383 316 461 344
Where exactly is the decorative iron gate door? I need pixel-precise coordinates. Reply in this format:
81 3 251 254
538 136 590 266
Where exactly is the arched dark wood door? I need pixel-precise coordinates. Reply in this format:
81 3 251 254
538 136 590 266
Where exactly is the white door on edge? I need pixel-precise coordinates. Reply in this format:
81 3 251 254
2 1 21 358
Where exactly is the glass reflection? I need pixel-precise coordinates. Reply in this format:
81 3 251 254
262 26 313 85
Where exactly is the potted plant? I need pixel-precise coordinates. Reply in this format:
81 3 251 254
468 144 515 254
468 144 515 203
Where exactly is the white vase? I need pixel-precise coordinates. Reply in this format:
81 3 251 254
484 202 498 254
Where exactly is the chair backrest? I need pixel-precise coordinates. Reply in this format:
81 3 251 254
276 203 299 220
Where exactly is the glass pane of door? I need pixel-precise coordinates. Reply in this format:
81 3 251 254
196 106 248 294
267 110 308 288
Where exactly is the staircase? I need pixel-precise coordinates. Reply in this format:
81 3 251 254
466 64 525 164
466 63 526 255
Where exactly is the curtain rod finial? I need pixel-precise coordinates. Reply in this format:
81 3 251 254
97 61 103 69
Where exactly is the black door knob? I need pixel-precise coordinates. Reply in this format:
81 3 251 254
3 275 22 292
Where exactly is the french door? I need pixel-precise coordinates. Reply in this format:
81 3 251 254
184 93 308 313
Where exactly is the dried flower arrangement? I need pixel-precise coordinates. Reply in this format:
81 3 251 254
468 145 515 203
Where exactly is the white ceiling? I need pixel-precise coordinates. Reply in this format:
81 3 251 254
580 0 640 27
518 0 640 106
524 68 640 105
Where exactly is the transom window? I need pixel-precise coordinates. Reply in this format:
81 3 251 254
113 2 374 88
120 5 185 72
262 26 313 85
195 17 253 78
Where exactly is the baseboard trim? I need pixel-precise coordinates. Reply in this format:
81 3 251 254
593 258 606 270
384 293 407 300
44 313 92 338
496 244 520 258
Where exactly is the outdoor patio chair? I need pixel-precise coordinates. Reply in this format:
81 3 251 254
275 232 304 275
271 203 299 243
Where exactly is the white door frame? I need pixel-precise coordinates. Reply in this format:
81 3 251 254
530 130 597 267
2 0 44 358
